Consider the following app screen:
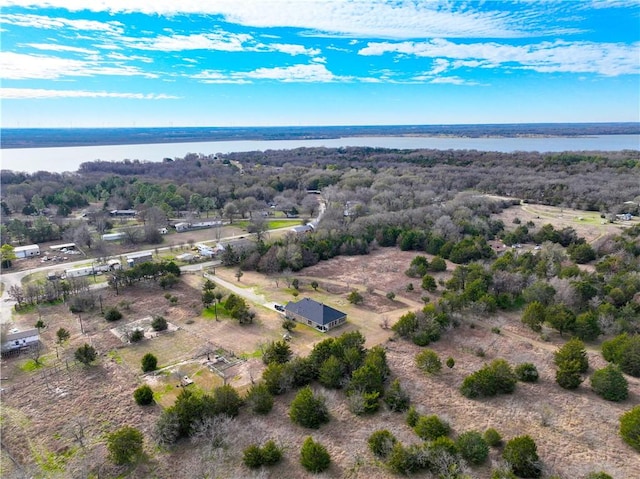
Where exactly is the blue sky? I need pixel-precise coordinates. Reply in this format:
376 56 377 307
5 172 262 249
1 0 639 127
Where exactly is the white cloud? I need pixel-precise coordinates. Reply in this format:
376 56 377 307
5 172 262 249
192 63 346 83
268 43 321 56
0 52 157 79
0 0 570 38
429 76 476 85
1 87 179 99
0 13 123 33
245 63 340 82
106 52 154 63
24 43 98 54
359 39 640 76
124 32 252 52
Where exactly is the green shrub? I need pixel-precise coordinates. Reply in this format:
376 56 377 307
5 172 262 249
619 405 640 452
460 359 517 399
75 343 97 365
446 357 455 368
484 428 502 447
141 353 157 372
107 426 143 465
368 429 397 458
555 360 584 390
491 467 517 479
242 444 264 468
413 414 450 441
602 333 640 377
347 390 380 415
515 363 539 383
415 349 442 374
591 365 628 401
243 440 283 468
384 379 410 412
262 340 292 365
133 385 154 405
386 442 419 475
554 338 588 373
289 386 329 429
151 315 168 331
300 437 330 473
129 329 144 342
584 472 613 479
245 383 274 414
212 384 242 417
502 435 541 478
104 307 122 322
261 440 283 466
456 430 489 465
406 406 420 427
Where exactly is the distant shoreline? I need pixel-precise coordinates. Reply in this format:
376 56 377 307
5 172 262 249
2 123 638 149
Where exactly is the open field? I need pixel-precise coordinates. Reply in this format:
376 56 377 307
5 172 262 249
494 200 638 244
2 202 639 478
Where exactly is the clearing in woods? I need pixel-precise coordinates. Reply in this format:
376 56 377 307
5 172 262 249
1 202 639 478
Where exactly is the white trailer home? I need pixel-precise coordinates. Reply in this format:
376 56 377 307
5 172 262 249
126 252 153 266
102 232 126 241
14 244 40 258
2 328 40 353
65 260 121 278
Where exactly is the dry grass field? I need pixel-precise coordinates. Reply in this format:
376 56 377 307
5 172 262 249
2 202 639 478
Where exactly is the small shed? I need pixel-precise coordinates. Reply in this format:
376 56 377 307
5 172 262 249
284 298 347 332
2 328 40 352
14 245 40 258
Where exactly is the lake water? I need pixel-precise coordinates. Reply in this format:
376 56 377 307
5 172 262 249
1 134 638 173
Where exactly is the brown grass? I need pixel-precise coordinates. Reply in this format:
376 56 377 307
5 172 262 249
2 242 639 478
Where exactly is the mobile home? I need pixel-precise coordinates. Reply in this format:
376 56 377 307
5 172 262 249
14 244 40 258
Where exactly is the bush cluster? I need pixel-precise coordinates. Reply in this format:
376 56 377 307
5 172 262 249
554 338 588 389
460 359 517 399
602 333 640 377
242 440 283 468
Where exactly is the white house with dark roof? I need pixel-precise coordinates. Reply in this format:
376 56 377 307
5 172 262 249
284 298 347 332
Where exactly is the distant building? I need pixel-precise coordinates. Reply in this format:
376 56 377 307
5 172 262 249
291 224 315 234
110 209 137 217
49 243 76 251
126 252 153 266
176 253 195 262
175 220 222 233
102 232 126 241
2 328 39 352
284 298 347 332
14 245 40 258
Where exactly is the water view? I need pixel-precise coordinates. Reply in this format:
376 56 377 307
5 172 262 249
2 134 639 173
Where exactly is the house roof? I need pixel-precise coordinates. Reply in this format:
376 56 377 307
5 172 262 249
14 244 39 251
291 224 314 234
284 298 346 326
5 328 39 341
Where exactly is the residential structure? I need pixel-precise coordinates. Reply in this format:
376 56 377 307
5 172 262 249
110 209 137 217
2 328 39 352
290 224 315 234
175 220 222 233
14 244 40 258
284 298 347 332
126 252 153 266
